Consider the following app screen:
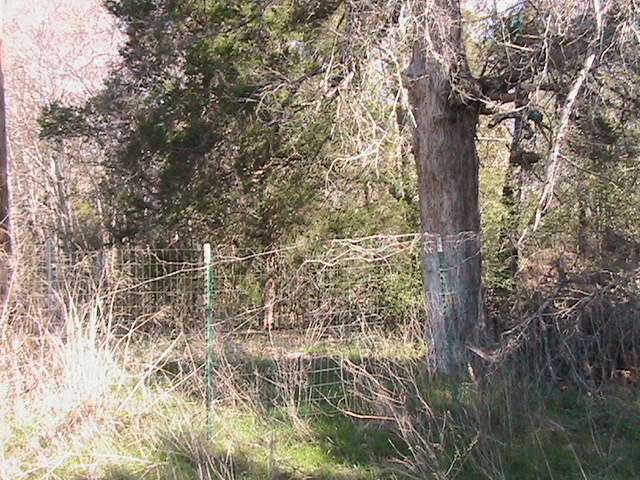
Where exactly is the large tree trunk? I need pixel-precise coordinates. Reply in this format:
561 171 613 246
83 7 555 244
404 0 484 374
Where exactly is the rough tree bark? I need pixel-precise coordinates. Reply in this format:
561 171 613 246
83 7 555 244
404 0 484 374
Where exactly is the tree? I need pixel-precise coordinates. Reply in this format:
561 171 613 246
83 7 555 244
41 0 344 251
402 0 638 373
4 0 120 250
403 0 483 373
0 38 10 256
0 35 13 311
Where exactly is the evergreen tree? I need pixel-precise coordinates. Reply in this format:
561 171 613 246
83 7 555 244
42 0 343 249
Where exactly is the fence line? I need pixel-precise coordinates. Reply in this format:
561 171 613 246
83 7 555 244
10 232 482 408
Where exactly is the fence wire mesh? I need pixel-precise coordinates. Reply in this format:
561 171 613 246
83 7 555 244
7 232 481 407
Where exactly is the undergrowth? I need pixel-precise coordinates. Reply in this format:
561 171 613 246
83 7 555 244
2 298 640 479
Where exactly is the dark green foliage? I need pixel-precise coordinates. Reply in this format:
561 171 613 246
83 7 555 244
41 0 345 248
539 68 640 271
39 104 86 139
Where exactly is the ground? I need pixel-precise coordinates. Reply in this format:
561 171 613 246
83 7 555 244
3 331 640 479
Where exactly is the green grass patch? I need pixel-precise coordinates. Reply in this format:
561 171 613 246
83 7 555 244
6 334 640 480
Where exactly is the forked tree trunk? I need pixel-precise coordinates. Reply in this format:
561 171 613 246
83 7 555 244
404 0 484 374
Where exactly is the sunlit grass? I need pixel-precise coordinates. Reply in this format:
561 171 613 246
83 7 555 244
2 299 640 479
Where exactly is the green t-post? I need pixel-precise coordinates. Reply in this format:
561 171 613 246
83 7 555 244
204 243 214 437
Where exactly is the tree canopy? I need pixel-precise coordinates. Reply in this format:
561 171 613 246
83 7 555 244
42 0 349 248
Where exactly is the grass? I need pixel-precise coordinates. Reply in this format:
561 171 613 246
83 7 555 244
27 384 396 479
448 385 640 480
210 408 388 479
3 307 640 479
6 368 640 480
302 336 426 362
0 321 397 480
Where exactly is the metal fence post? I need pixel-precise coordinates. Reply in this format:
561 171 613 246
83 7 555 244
436 233 456 371
46 238 61 320
435 235 450 317
203 243 215 437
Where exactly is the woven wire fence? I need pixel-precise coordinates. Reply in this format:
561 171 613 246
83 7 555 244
8 233 481 407
13 243 206 332
212 232 482 407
